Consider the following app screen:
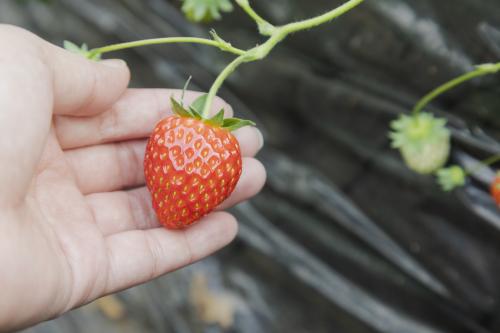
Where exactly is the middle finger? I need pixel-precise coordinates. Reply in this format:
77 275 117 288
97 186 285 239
66 134 263 195
55 88 234 150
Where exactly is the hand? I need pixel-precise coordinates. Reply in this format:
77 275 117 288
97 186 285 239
0 25 265 331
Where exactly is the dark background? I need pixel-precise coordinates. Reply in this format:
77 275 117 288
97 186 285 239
2 0 500 332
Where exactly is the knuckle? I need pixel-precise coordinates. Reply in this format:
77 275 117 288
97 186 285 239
0 25 48 75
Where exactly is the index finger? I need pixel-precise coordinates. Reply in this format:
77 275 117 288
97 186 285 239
0 25 129 206
1 25 130 116
55 89 234 149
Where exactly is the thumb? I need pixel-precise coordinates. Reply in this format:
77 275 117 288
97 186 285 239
44 44 130 116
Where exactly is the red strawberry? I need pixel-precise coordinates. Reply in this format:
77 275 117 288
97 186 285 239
490 172 500 206
144 96 254 229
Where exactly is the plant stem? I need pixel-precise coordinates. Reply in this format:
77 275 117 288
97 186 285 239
201 55 250 118
89 37 245 58
465 153 500 176
281 0 365 33
201 0 365 116
413 62 500 115
235 0 275 35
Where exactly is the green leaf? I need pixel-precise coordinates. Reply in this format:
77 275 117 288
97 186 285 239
193 3 207 21
181 0 234 23
222 118 256 131
63 40 101 60
206 109 225 126
190 94 208 114
188 107 203 120
181 76 193 106
63 40 81 53
89 51 102 61
208 5 221 20
218 0 233 11
171 97 194 118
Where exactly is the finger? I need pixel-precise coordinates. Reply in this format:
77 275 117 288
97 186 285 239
86 157 265 236
103 212 237 294
66 128 262 195
218 158 266 210
232 126 264 157
55 89 234 149
1 26 130 116
47 52 130 116
86 187 159 236
65 140 146 195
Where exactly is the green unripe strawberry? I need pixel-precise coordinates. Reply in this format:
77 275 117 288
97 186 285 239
436 165 466 191
390 112 451 174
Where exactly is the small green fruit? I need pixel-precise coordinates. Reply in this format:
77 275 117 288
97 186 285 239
436 166 466 191
390 112 451 174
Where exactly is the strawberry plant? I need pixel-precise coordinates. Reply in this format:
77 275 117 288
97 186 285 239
390 61 500 203
65 0 365 229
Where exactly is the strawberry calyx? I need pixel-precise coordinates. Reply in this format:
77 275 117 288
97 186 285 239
390 112 449 151
170 94 255 131
63 40 101 60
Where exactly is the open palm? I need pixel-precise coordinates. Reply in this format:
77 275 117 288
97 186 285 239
0 26 265 331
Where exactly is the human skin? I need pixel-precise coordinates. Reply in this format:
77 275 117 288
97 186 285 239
0 25 265 331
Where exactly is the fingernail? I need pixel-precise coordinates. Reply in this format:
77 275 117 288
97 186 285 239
100 59 127 68
255 127 264 151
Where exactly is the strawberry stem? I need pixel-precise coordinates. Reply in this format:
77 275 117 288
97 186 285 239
413 62 500 115
280 0 365 34
88 36 245 58
465 153 500 176
74 0 365 120
201 0 365 116
235 0 276 35
201 55 250 118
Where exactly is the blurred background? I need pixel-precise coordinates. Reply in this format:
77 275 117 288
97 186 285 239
2 0 500 332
